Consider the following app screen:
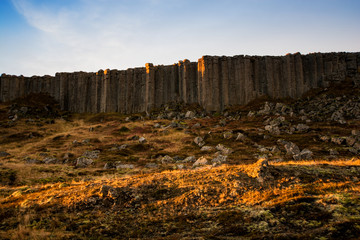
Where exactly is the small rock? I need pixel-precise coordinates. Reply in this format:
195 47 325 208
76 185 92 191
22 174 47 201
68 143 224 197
352 130 360 136
331 137 345 145
43 157 60 164
211 154 227 164
235 133 247 141
293 149 313 160
215 144 234 155
320 135 330 142
191 123 201 129
83 150 100 159
153 123 161 128
223 131 233 139
219 119 227 126
75 157 93 168
295 124 309 132
193 156 208 167
116 164 135 169
104 162 116 169
89 127 94 132
194 136 205 147
201 146 214 152
284 141 300 155
139 137 147 144
25 158 42 164
183 156 196 163
185 111 196 119
346 137 357 147
145 163 158 168
177 164 185 170
160 155 174 164
265 125 280 135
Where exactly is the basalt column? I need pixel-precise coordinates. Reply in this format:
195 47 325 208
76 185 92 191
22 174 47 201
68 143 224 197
145 63 155 112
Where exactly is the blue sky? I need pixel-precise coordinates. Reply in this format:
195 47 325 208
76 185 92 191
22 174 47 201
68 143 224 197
1 0 359 76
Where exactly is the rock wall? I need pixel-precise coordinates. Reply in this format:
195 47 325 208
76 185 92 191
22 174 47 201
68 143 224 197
1 52 359 113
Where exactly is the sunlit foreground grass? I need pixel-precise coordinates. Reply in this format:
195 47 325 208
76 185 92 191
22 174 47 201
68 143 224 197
1 158 359 239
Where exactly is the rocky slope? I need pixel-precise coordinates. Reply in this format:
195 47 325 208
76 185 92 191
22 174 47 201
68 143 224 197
0 82 359 239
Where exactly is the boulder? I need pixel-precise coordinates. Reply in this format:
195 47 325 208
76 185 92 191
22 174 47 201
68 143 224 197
160 155 175 164
83 150 100 159
75 157 93 168
215 144 234 155
211 154 227 164
185 111 196 119
43 157 61 164
200 146 214 152
235 133 247 142
293 149 313 160
295 124 309 132
193 157 208 167
352 130 360 136
331 137 345 145
265 125 280 135
183 156 196 163
223 131 233 139
284 142 300 155
116 164 135 169
194 136 205 147
139 137 147 144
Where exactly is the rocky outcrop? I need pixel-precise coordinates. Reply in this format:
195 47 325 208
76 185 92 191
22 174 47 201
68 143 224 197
1 52 359 113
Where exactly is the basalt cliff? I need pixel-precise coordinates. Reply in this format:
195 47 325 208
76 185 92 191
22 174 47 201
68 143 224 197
1 52 359 113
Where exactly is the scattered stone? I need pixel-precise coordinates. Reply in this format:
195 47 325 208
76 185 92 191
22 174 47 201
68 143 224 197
320 135 330 142
193 157 208 167
75 157 94 168
116 164 135 169
83 150 100 159
145 163 158 169
352 130 360 136
0 151 10 157
183 156 196 163
139 137 147 144
185 111 196 119
215 144 234 155
153 123 161 128
176 164 185 170
293 149 313 160
25 158 42 164
43 157 60 164
194 136 205 147
346 137 357 147
283 141 300 155
247 111 255 117
160 155 175 164
104 162 115 169
211 155 227 164
331 137 346 145
265 125 280 135
235 133 247 142
82 139 90 144
99 185 120 199
200 146 214 152
219 119 227 126
295 124 309 132
223 131 233 139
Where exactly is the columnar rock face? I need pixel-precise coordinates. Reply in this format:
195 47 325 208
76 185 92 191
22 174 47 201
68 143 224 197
1 52 359 113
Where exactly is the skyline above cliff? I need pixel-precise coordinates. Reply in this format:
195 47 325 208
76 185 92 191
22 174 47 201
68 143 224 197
1 0 360 76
